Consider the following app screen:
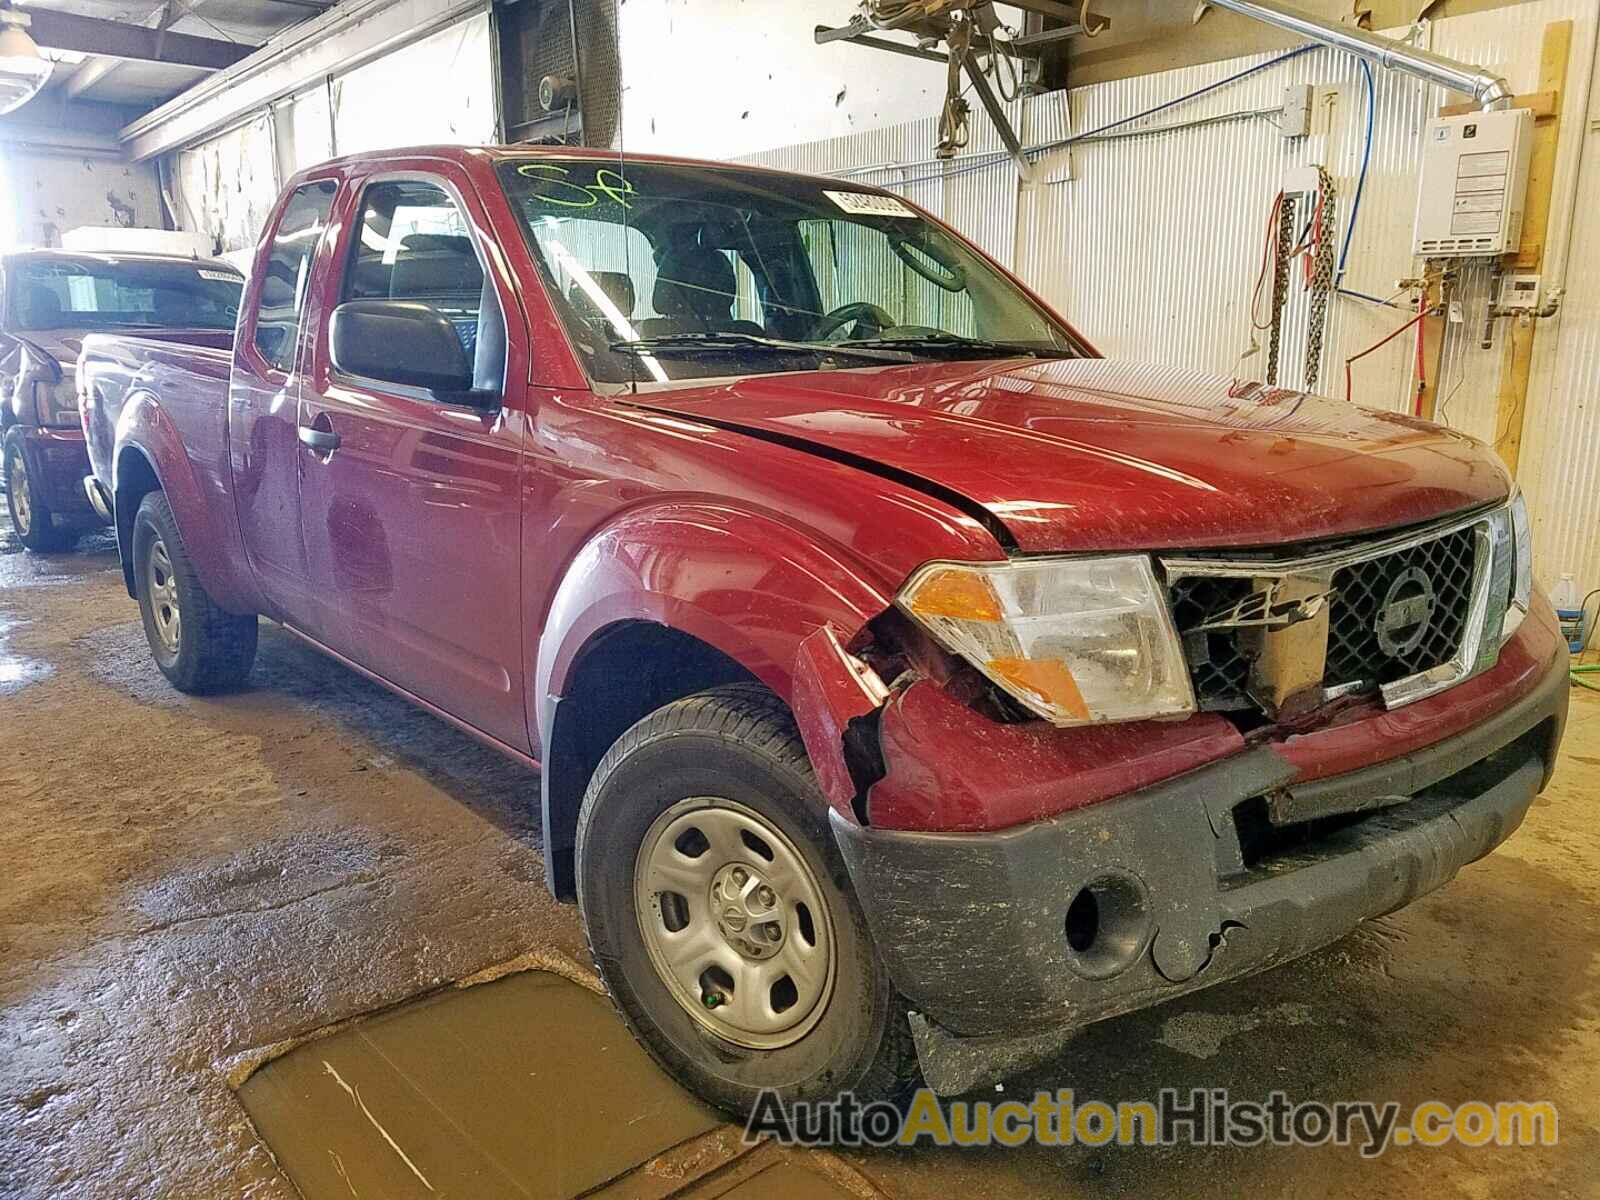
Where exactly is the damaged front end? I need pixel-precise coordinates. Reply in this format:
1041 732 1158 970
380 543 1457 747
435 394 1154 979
792 592 1569 1095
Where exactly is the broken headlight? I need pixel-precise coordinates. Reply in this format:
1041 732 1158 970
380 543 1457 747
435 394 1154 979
896 556 1197 727
1502 489 1533 643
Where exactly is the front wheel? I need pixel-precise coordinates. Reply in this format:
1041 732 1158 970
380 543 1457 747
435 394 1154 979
3 432 69 552
132 491 258 693
576 683 919 1115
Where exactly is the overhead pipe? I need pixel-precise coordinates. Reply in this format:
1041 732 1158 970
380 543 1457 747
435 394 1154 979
1203 0 1513 110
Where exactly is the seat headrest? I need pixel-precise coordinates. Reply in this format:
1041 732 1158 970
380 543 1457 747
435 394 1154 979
21 285 63 327
391 234 483 297
652 241 735 323
568 271 637 327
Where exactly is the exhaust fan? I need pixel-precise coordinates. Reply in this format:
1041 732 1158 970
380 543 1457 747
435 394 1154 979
0 7 52 115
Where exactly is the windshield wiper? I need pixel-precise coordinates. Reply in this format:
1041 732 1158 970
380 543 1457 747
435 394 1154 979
838 333 1075 360
609 332 914 364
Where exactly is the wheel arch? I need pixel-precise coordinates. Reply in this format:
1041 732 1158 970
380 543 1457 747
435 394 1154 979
533 502 895 900
541 620 760 899
112 443 162 596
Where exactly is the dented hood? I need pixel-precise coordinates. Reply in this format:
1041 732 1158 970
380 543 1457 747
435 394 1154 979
633 357 1511 553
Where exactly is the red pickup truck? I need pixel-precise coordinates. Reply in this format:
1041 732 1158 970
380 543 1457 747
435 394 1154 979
1 250 241 550
79 146 1568 1109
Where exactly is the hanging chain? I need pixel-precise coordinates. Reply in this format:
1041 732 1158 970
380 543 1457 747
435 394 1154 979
1266 194 1296 386
1303 166 1338 393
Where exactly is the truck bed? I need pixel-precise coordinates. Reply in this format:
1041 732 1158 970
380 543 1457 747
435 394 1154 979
78 332 235 496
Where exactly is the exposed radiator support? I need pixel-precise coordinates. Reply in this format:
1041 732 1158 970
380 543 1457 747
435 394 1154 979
1204 0 1513 111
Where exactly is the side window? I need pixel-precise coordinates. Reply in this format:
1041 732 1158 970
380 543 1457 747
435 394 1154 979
344 180 488 366
254 181 337 372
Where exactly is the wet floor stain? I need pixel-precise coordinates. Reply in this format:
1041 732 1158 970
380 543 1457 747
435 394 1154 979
239 971 725 1199
0 615 51 693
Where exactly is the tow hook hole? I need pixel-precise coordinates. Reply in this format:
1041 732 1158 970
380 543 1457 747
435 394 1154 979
740 829 775 861
1065 887 1099 952
1062 874 1152 981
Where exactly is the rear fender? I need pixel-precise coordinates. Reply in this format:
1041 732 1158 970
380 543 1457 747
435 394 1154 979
113 392 257 613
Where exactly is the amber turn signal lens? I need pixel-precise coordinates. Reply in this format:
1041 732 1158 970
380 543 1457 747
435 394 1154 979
905 567 1003 622
988 656 1090 721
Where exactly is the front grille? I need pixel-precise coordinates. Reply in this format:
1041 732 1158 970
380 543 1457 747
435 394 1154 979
1167 575 1254 709
1322 525 1476 688
1167 521 1482 713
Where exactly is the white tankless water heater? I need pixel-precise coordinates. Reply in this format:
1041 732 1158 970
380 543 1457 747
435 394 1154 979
1411 108 1534 258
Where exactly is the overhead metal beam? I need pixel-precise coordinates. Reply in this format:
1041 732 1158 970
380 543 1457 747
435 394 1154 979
26 9 257 71
64 56 126 102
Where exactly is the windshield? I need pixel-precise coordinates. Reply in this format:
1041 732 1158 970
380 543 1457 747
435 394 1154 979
496 158 1079 383
7 258 243 332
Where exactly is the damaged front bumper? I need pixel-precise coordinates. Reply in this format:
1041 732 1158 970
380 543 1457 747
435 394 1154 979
827 644 1569 1095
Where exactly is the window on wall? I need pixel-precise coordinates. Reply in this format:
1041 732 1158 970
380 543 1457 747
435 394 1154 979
253 180 336 372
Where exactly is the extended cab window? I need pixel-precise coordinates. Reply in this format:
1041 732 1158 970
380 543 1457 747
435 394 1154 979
343 180 493 371
254 181 336 371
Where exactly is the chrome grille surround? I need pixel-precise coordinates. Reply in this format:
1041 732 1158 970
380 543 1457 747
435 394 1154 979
1162 502 1515 716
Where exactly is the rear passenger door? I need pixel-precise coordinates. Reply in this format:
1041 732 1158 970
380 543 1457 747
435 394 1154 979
296 171 530 752
230 179 338 624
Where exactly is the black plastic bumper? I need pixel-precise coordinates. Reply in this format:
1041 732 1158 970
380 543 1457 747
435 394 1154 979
18 426 97 519
831 649 1570 1094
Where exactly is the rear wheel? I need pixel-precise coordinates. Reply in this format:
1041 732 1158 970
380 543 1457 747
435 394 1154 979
576 683 919 1116
132 491 258 693
3 433 69 552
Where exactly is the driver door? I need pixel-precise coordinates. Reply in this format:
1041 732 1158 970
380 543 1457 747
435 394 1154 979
295 169 530 752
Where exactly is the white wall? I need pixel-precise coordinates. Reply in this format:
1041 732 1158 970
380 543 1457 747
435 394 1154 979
0 149 163 249
164 12 494 259
620 0 1022 160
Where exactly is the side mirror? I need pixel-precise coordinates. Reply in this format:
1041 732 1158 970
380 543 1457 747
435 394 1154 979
329 300 476 398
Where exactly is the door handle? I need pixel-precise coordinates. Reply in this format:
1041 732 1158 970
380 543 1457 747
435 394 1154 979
298 425 341 453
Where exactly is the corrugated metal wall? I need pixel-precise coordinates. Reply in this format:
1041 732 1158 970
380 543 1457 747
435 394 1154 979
746 1 1599 595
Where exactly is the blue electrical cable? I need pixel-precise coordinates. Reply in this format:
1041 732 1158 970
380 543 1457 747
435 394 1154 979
1335 59 1375 283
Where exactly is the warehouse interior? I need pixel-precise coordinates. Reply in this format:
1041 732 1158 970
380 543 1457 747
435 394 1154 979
3 0 1600 1196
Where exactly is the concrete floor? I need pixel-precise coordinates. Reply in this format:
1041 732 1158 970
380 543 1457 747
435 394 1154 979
2 509 1598 1198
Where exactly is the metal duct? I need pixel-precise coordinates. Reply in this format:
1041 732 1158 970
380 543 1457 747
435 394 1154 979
1204 0 1513 110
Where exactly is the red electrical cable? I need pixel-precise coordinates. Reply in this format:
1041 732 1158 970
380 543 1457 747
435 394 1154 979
1344 306 1434 405
1250 191 1285 332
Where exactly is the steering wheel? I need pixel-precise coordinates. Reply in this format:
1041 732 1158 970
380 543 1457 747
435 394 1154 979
810 301 896 341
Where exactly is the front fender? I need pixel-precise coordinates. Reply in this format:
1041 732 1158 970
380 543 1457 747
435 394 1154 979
114 392 257 614
533 501 894 746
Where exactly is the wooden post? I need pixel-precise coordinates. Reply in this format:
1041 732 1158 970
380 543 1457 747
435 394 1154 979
1440 20 1572 475
1415 262 1446 421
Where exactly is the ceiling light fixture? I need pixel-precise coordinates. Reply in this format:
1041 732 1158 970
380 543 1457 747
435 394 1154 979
0 6 53 116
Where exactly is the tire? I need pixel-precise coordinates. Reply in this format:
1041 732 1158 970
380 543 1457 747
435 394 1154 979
576 683 919 1116
3 431 70 552
132 490 258 693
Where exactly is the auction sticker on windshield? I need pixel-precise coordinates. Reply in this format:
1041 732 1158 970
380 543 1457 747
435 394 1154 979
824 190 916 217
